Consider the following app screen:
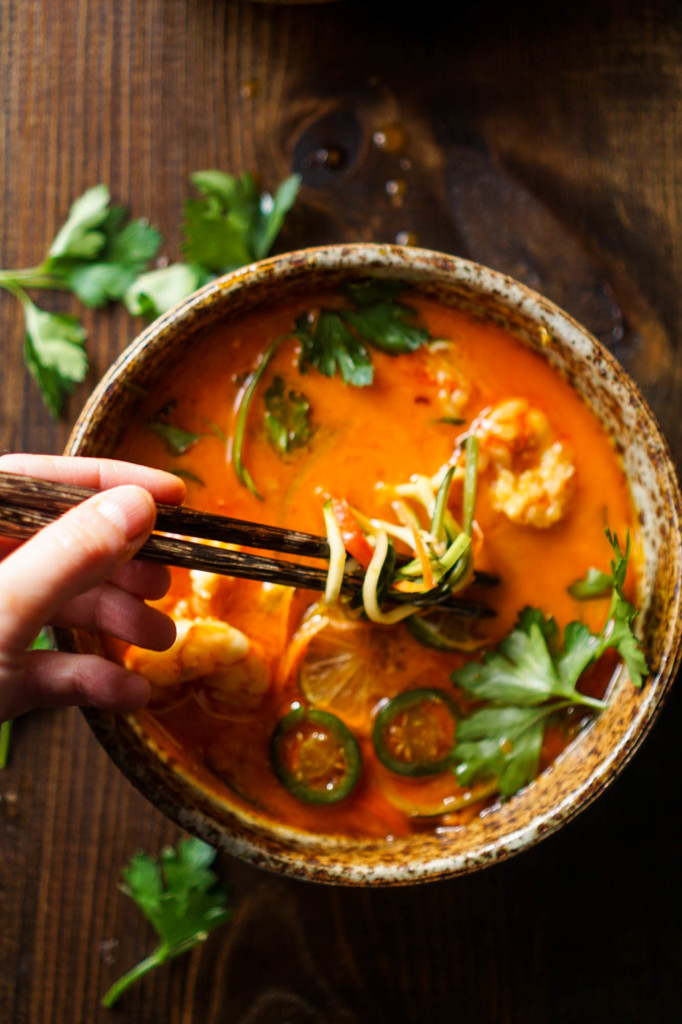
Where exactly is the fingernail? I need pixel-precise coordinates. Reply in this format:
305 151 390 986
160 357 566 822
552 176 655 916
95 486 155 543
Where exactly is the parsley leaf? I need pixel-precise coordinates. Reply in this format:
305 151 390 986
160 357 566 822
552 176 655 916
52 208 162 308
101 837 232 1008
297 310 374 386
183 170 301 271
124 263 207 317
568 566 614 600
293 280 431 387
148 421 202 456
22 298 88 418
264 375 314 454
451 530 647 799
124 172 301 319
454 705 549 799
0 184 161 416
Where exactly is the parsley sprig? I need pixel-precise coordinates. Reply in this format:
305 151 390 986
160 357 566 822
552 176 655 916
101 837 232 1008
125 170 301 319
2 173 301 418
0 185 161 417
294 279 430 386
451 530 648 799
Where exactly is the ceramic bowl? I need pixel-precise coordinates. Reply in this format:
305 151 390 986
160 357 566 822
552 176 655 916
64 244 682 885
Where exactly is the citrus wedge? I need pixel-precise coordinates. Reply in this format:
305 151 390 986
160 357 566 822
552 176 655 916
295 605 410 734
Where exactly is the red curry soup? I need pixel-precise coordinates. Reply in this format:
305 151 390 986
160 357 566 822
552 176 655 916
115 282 644 840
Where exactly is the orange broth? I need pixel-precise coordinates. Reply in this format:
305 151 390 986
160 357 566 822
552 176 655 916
114 292 637 839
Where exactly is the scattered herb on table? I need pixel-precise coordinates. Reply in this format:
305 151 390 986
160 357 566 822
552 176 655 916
101 836 232 1008
1 174 301 418
0 185 160 417
264 375 314 454
450 530 648 799
125 171 301 319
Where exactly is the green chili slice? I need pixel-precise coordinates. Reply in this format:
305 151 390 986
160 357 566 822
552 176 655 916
271 707 362 804
372 688 459 776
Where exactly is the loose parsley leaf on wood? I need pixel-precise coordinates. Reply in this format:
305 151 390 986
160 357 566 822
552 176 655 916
101 836 232 1008
0 184 161 417
264 375 314 454
451 530 647 799
124 171 301 319
22 299 89 418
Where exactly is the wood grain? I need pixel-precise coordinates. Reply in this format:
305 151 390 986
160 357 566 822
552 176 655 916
2 0 682 1020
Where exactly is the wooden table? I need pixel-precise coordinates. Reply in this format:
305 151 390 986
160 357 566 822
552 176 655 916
2 0 681 1020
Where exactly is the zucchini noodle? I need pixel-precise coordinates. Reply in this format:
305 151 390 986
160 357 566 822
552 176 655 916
323 499 347 606
362 530 419 624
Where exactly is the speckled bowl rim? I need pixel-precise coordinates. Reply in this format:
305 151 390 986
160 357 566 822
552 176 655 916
65 244 682 886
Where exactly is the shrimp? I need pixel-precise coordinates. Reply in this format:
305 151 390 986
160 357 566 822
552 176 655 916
418 342 471 418
469 398 575 528
125 617 270 717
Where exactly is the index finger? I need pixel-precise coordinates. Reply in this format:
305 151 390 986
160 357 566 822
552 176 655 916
0 454 186 506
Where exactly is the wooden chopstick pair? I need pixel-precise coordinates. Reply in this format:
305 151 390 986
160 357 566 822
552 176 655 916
0 472 495 616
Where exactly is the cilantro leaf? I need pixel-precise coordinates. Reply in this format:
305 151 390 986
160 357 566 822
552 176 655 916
101 837 232 1008
292 280 430 389
22 298 88 418
451 530 647 800
183 171 301 272
124 263 207 317
264 375 314 454
49 205 162 307
148 421 202 456
297 310 374 386
47 183 111 260
568 566 613 600
340 281 430 354
454 705 549 799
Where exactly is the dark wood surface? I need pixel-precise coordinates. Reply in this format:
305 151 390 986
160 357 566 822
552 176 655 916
2 0 682 1020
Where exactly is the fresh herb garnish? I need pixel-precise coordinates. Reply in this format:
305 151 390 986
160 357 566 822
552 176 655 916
451 530 648 799
101 837 232 1008
125 171 301 318
568 567 614 600
294 280 431 387
297 310 374 386
148 421 202 456
0 185 160 417
264 375 314 454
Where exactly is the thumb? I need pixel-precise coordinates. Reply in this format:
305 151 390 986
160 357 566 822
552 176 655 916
0 485 156 658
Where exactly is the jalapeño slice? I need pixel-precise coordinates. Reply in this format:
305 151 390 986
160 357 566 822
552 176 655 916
372 688 458 776
271 707 362 804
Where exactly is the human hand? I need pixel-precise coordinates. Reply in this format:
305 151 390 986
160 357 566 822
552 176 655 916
0 454 186 722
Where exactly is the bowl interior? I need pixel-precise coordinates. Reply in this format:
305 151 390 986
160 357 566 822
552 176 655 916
65 244 682 885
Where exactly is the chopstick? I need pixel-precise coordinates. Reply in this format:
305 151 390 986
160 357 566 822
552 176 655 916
0 472 495 616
